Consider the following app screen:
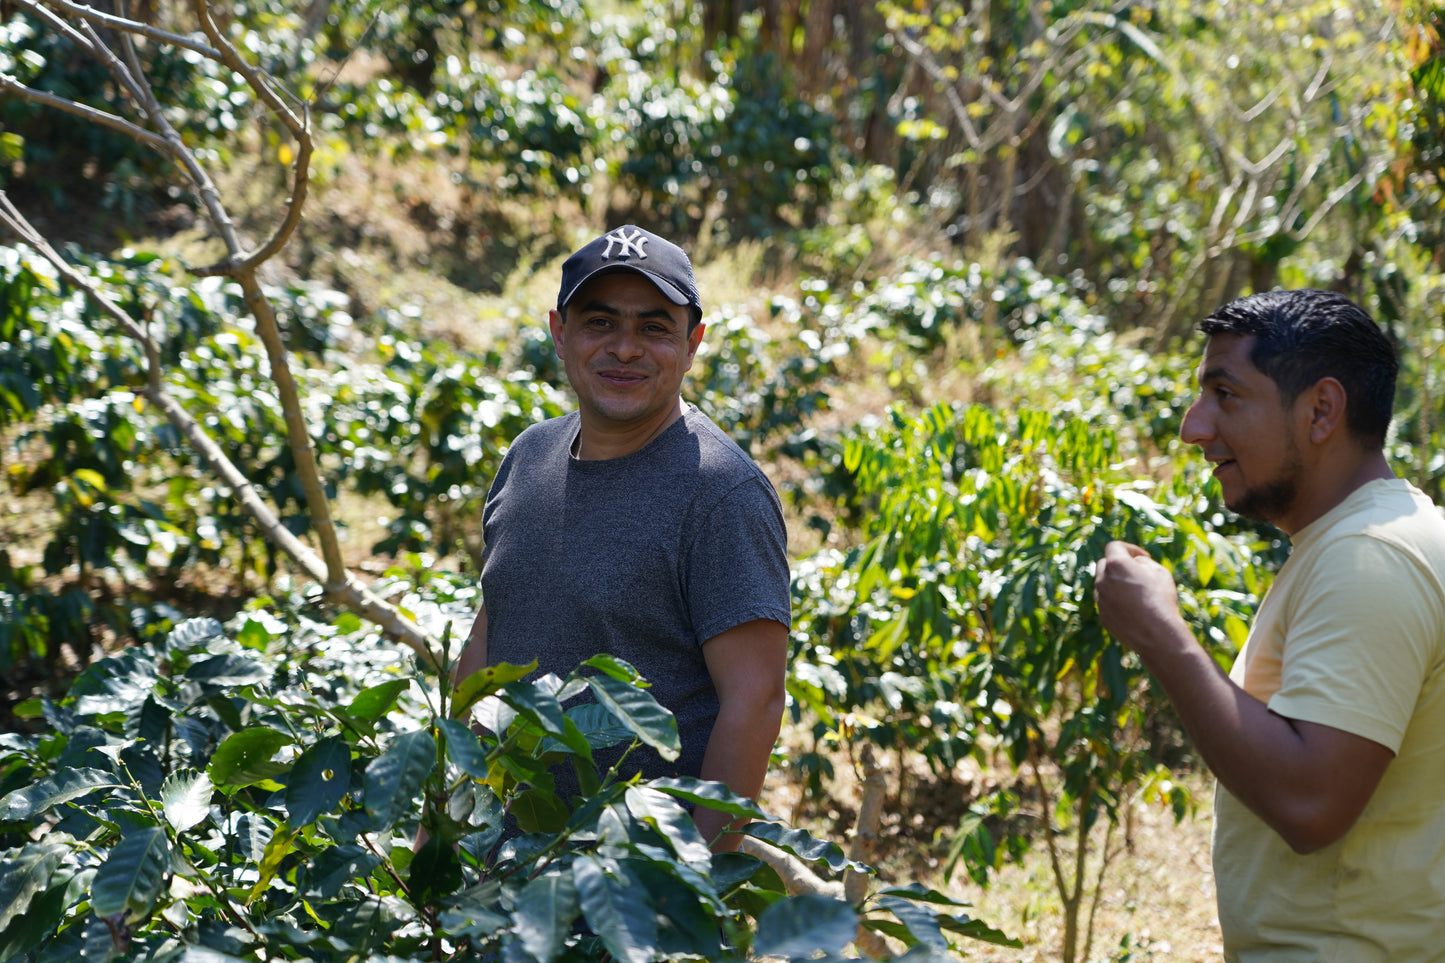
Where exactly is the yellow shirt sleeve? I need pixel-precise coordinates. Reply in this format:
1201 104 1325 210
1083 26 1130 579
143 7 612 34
1267 533 1443 752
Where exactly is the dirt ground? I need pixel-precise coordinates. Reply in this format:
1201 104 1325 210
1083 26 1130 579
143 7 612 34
758 752 1223 963
958 789 1222 962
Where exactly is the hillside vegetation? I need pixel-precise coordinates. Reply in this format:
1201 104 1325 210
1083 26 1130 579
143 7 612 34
1 2 1443 961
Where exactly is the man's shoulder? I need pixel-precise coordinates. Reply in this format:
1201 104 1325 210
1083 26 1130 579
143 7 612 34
680 407 769 480
1318 479 1445 560
507 411 578 453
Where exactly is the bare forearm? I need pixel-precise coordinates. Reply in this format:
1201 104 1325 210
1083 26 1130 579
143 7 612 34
453 608 488 693
1096 541 1390 852
1129 618 1384 852
695 618 789 850
694 696 784 850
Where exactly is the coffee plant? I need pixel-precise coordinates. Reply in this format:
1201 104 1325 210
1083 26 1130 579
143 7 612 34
787 401 1260 963
0 591 1017 962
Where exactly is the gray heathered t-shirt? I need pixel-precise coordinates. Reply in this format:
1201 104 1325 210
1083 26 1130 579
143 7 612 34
480 405 791 792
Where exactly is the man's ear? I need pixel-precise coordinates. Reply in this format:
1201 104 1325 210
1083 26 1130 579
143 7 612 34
1304 376 1347 444
686 322 706 365
548 308 565 358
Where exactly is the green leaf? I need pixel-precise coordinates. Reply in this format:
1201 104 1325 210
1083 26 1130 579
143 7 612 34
754 894 857 957
248 827 298 905
556 702 633 752
624 786 710 865
439 880 508 939
892 944 965 963
232 813 274 861
363 728 435 829
511 786 571 834
499 680 568 736
743 822 868 874
347 679 411 723
648 776 769 819
874 883 973 907
160 769 214 834
0 768 121 820
0 840 65 931
209 727 292 791
167 617 225 648
453 661 535 718
285 737 352 827
934 911 1022 947
709 851 782 894
873 894 948 949
0 869 69 960
304 844 380 899
579 654 647 685
436 718 488 778
184 654 272 688
537 710 598 759
586 675 680 760
574 856 657 963
235 617 272 651
514 872 579 961
410 832 464 904
90 826 170 923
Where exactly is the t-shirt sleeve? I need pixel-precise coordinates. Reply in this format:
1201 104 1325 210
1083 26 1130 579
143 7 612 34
684 476 792 645
1269 534 1443 752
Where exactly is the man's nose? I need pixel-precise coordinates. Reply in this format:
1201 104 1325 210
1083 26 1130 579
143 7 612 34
1179 398 1211 446
607 326 643 361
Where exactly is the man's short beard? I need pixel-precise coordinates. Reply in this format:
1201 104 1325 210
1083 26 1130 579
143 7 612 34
1228 451 1302 526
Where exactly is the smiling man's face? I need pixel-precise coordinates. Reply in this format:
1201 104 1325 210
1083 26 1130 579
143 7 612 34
1180 332 1307 529
549 271 704 451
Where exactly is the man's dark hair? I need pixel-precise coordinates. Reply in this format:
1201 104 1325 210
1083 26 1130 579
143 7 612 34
1198 289 1398 448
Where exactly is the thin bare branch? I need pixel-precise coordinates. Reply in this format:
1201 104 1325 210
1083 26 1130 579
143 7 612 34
236 270 350 588
1239 81 1287 123
1301 48 1333 103
0 197 437 661
235 109 313 272
0 74 168 152
38 0 223 60
892 29 985 151
1238 135 1296 179
1074 10 1234 182
15 0 100 57
188 0 306 137
80 14 153 104
0 192 156 358
2 5 436 657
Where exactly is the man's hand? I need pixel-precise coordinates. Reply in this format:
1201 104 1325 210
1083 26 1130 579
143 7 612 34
1094 540 1191 656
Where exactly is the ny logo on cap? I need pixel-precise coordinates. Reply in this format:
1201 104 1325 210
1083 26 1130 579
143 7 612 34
601 227 649 260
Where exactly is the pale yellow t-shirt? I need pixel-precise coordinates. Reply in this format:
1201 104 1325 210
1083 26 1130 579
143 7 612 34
1213 478 1445 962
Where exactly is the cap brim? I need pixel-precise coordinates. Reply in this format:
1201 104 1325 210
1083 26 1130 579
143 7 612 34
559 264 691 309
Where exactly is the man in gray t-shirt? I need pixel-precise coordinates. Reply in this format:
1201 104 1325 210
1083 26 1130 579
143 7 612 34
455 225 791 851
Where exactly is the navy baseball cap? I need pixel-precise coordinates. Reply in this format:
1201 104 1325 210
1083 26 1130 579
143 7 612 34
556 226 702 314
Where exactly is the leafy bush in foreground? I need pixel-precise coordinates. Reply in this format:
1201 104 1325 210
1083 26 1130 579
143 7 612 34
0 605 1016 961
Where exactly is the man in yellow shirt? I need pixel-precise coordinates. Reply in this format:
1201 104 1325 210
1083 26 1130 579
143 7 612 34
1095 289 1445 961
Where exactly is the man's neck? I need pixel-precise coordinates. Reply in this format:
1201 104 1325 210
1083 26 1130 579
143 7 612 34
1278 451 1394 536
574 398 687 461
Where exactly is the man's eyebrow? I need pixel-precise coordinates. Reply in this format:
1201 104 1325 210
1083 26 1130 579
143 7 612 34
1198 365 1241 386
572 299 679 323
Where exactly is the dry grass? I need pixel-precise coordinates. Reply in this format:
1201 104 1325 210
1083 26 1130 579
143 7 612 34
757 742 1223 963
957 787 1222 962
